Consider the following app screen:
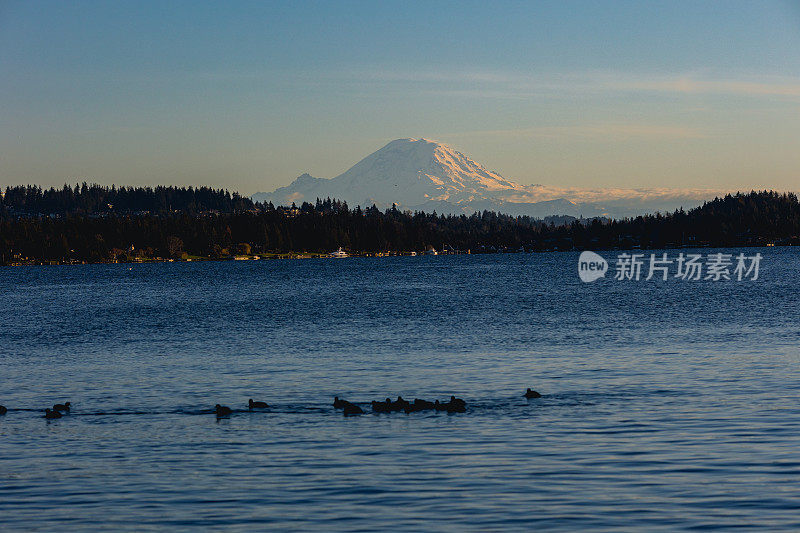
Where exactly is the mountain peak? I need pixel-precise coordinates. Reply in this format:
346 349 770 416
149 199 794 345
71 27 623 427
255 137 526 208
346 137 524 196
251 137 720 219
389 137 439 144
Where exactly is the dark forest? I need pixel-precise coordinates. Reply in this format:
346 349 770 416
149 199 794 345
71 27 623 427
1 185 798 264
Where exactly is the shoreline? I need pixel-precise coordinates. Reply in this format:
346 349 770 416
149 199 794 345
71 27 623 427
1 243 791 267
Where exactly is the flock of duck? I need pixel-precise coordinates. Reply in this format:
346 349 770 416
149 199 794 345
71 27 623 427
0 389 542 420
336 395 467 415
45 402 71 419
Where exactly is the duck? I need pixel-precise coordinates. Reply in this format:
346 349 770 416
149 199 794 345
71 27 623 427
53 402 71 412
403 403 421 414
0 405 7 415
248 399 269 409
333 396 347 409
524 388 542 399
390 396 410 412
379 397 401 412
433 396 466 413
405 398 435 413
44 408 62 419
444 398 466 413
214 404 232 417
414 398 435 409
449 396 466 409
371 399 391 413
343 402 364 415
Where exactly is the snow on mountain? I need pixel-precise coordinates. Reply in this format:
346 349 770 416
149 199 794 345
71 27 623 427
262 172 329 205
252 138 724 219
254 138 525 208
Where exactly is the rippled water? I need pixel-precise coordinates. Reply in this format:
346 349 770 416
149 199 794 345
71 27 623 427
2 249 800 531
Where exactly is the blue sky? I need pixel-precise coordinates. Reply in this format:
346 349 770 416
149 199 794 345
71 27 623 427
1 0 799 194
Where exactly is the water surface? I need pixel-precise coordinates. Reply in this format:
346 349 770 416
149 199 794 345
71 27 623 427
1 249 800 531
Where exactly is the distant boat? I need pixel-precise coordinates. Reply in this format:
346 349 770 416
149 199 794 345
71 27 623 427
329 247 349 258
423 246 438 256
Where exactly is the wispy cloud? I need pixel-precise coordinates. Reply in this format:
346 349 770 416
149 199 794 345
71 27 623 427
516 185 728 204
361 70 517 84
445 123 708 141
601 75 800 98
151 65 800 103
350 68 800 100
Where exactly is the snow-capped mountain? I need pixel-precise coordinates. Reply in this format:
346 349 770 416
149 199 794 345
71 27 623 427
253 138 723 219
256 138 525 207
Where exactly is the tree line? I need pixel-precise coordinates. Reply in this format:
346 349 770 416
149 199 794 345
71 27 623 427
1 190 798 264
1 183 254 216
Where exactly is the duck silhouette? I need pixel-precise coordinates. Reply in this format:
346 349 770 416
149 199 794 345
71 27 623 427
390 396 410 412
449 396 466 408
342 402 364 415
44 408 62 419
381 397 400 412
215 404 232 417
248 399 269 409
444 396 466 413
53 402 71 412
414 399 435 409
524 388 542 399
371 399 391 413
405 398 436 413
0 405 7 415
333 397 347 409
432 398 466 412
403 403 420 414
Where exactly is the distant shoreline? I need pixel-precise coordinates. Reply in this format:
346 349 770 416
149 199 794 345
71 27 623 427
2 243 791 268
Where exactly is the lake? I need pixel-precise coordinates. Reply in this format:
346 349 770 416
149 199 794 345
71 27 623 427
2 249 800 531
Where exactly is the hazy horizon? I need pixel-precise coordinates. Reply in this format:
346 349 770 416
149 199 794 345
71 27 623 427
2 1 799 196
